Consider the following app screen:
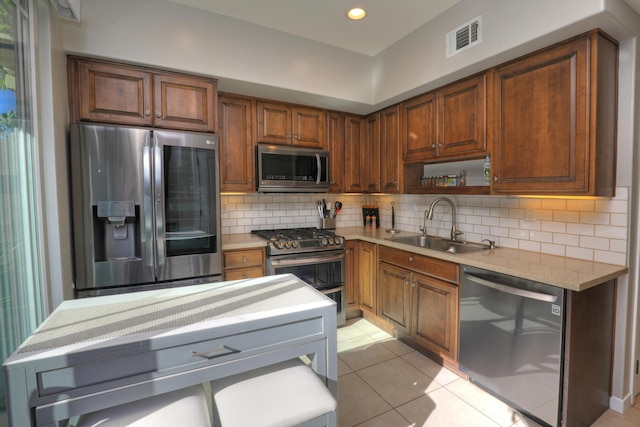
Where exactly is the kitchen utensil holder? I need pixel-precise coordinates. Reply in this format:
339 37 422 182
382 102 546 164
319 217 336 229
362 207 379 228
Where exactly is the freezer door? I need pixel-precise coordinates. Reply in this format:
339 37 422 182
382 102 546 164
152 130 222 282
70 124 156 290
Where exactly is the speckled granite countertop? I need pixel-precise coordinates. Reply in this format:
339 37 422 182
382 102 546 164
222 227 628 292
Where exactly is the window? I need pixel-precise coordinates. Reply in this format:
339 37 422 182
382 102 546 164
0 0 46 415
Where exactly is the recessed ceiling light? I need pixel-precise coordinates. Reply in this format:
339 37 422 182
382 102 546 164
347 7 366 20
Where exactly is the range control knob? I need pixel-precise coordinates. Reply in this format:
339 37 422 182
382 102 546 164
328 237 335 245
320 237 328 245
275 241 284 249
284 241 292 249
292 240 299 248
335 236 344 245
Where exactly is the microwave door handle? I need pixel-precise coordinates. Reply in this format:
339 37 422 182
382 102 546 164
154 145 166 266
465 273 557 303
316 153 321 185
142 146 154 267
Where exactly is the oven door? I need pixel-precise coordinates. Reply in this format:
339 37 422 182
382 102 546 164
268 250 345 326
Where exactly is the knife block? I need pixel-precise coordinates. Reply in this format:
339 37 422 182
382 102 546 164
362 206 379 228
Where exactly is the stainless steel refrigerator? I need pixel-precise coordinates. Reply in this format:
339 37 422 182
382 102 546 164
70 123 222 297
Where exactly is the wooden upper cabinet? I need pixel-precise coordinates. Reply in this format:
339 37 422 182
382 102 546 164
491 30 618 196
256 101 326 148
345 114 366 193
74 59 153 127
69 56 217 132
401 73 486 164
437 73 486 158
380 105 402 193
219 94 255 192
402 92 437 162
153 73 216 132
365 112 381 192
327 112 345 193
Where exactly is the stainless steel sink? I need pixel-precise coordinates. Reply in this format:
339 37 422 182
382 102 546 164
386 235 492 254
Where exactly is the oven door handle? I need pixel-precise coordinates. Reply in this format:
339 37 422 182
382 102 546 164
270 252 345 267
316 153 321 185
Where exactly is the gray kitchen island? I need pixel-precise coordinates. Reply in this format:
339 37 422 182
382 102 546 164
3 274 337 426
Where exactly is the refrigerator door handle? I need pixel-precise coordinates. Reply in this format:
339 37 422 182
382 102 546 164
154 145 166 266
142 146 154 267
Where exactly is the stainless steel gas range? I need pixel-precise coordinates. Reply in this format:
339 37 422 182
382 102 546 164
251 228 346 326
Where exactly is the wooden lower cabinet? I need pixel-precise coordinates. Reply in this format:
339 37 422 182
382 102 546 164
358 241 377 314
378 262 412 335
223 248 265 280
377 245 459 362
412 272 458 361
344 240 360 319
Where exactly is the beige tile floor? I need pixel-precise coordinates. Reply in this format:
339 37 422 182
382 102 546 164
337 318 640 427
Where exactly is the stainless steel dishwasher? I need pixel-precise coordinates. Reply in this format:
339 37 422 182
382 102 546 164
460 265 566 427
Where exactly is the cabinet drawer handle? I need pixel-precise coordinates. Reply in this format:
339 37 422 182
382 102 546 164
144 110 151 116
404 279 410 285
412 282 416 288
242 257 248 263
156 112 161 119
393 180 397 184
494 176 498 181
408 256 414 261
191 345 239 360
242 274 248 279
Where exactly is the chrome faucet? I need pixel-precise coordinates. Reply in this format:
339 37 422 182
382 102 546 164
424 197 464 241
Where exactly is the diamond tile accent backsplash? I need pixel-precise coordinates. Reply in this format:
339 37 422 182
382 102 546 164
221 187 629 265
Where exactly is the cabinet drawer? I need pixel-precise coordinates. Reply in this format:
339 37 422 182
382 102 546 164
224 248 265 269
224 266 264 281
379 246 458 284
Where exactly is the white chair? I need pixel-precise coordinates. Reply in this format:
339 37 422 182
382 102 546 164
211 358 337 427
74 383 211 427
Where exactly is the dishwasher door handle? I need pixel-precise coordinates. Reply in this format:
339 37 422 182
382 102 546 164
465 273 558 303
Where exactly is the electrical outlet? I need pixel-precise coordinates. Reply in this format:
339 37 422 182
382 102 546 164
525 205 535 222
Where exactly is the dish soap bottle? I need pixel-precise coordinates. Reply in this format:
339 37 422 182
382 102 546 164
483 155 491 186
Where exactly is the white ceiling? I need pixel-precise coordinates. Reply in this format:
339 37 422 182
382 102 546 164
166 0 461 56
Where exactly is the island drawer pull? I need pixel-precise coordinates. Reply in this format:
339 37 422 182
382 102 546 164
191 345 239 360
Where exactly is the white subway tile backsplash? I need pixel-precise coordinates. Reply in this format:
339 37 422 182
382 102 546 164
579 236 610 250
566 223 594 236
580 212 610 225
553 211 580 223
566 246 594 261
221 188 628 265
519 240 541 252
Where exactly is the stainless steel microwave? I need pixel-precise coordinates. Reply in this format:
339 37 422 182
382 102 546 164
256 145 330 193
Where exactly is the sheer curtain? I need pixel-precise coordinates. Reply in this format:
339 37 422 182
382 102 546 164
0 0 46 415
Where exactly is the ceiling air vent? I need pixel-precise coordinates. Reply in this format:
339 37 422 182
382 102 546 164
446 16 482 58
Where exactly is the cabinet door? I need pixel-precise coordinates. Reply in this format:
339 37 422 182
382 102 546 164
345 240 360 316
153 73 216 132
358 241 377 314
76 59 153 126
380 105 402 193
327 112 345 193
491 32 617 195
345 114 366 192
402 92 437 162
219 95 255 192
412 272 459 361
257 101 292 145
293 107 326 148
437 73 486 158
365 113 381 192
378 262 412 334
